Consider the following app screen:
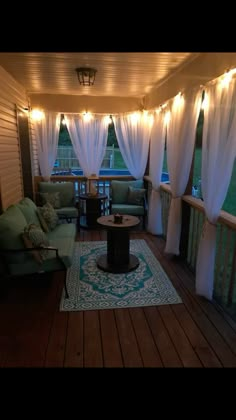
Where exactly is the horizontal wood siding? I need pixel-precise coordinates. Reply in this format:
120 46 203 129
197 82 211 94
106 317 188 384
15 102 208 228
29 117 39 177
0 65 29 211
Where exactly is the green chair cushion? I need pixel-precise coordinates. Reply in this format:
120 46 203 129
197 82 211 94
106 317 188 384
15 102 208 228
39 182 74 207
111 180 144 204
111 204 145 216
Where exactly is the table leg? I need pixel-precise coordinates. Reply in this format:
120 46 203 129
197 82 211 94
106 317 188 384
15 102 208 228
97 228 139 273
107 229 129 265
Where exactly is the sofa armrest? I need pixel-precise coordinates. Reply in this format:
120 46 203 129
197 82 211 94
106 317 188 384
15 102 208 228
0 246 61 267
57 213 78 223
0 245 59 254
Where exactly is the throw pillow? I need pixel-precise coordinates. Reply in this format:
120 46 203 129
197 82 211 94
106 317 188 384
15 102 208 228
38 202 59 231
36 209 49 233
39 192 61 209
22 233 42 264
127 186 146 205
22 223 49 262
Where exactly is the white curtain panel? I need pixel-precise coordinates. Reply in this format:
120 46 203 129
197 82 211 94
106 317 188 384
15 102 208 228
65 114 108 177
147 111 166 235
196 79 236 300
165 90 202 255
113 112 152 179
34 112 61 178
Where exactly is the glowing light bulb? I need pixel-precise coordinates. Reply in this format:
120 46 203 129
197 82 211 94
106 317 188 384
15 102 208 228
173 92 184 110
220 72 232 88
104 115 112 125
83 112 92 122
131 112 140 124
164 111 171 126
31 109 44 121
201 93 209 111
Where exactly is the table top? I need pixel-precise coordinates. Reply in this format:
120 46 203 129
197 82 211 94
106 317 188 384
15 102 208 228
97 214 140 229
79 193 107 200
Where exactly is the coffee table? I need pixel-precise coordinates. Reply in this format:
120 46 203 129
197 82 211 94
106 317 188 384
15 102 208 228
96 214 140 273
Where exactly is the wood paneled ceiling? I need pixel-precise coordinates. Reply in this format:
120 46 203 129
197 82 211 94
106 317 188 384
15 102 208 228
0 52 198 98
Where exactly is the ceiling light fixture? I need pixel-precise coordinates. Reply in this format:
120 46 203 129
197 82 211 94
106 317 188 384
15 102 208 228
76 67 97 86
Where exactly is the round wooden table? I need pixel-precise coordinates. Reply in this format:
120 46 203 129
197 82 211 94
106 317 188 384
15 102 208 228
96 214 140 273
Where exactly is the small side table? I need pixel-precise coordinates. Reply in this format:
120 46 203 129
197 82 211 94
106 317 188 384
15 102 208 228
96 214 140 273
79 193 108 229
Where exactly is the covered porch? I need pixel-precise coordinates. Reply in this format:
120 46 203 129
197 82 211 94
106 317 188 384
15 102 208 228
0 52 236 366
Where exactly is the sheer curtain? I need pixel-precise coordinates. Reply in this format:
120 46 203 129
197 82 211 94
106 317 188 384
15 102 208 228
113 112 152 179
34 111 61 178
165 91 202 255
147 111 165 235
65 114 108 177
196 78 236 300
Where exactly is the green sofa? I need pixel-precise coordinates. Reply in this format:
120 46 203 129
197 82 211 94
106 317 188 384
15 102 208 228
0 197 76 298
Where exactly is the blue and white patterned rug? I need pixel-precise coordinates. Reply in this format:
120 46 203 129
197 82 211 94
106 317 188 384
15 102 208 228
60 240 182 311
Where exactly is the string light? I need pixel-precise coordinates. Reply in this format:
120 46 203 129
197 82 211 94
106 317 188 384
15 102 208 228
31 109 45 121
103 115 112 125
164 111 171 126
30 67 236 125
83 112 93 122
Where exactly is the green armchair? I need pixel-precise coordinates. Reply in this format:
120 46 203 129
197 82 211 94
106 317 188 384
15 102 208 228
36 181 79 227
109 179 147 229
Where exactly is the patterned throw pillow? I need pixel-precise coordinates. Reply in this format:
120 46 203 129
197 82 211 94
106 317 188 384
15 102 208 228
38 202 59 231
127 186 146 205
22 223 49 262
39 192 61 209
36 209 49 233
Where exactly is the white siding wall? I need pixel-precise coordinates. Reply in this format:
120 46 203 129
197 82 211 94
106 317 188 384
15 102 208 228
0 65 33 211
29 116 39 177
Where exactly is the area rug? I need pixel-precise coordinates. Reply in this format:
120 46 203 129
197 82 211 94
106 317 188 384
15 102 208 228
60 240 182 311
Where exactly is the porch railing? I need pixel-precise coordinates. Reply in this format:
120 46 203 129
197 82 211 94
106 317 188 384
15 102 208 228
159 182 236 309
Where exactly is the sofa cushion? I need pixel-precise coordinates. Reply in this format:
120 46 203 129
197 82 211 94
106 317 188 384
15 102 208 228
16 197 41 226
0 205 27 263
111 180 144 204
8 236 75 276
38 182 74 207
127 186 146 205
46 223 76 240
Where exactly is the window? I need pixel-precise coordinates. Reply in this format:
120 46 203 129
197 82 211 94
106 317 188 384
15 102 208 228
53 115 129 175
107 119 128 171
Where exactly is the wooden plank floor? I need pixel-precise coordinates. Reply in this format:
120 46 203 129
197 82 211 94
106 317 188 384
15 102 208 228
1 228 236 367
